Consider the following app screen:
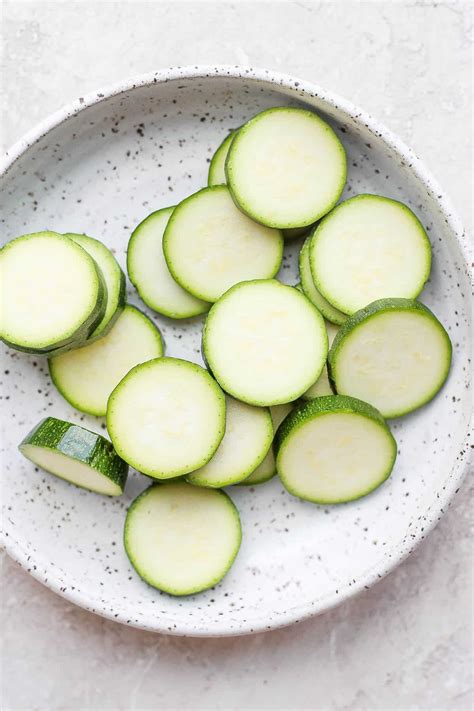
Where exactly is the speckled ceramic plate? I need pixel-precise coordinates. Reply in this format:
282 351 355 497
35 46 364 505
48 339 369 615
1 67 471 637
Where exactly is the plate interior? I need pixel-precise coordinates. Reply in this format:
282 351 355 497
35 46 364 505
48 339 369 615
1 75 471 635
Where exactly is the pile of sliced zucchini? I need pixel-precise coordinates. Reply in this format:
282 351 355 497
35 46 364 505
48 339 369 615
3 105 452 597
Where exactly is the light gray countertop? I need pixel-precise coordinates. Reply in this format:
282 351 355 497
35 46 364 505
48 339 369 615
1 2 472 709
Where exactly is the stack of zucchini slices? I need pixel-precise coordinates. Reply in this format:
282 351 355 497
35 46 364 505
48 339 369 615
3 105 452 597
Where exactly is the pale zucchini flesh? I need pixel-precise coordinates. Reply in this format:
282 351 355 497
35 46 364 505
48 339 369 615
299 236 347 325
310 194 432 314
186 395 273 487
124 482 241 596
127 208 210 319
163 186 283 302
1 231 105 351
19 417 128 496
203 279 328 406
65 233 126 339
275 396 397 504
226 107 346 228
49 304 164 416
107 358 226 479
328 298 452 418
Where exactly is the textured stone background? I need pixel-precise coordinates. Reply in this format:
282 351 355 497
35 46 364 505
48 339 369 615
1 1 472 710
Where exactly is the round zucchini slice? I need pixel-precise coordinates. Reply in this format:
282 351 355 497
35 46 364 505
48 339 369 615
127 207 210 319
19 417 128 496
275 395 397 504
225 107 346 228
310 194 432 315
328 298 452 418
49 304 164 416
163 186 283 303
107 357 226 479
203 279 328 406
187 395 273 488
124 482 241 596
1 231 105 352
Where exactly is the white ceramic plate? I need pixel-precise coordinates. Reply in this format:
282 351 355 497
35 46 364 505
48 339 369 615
1 67 471 637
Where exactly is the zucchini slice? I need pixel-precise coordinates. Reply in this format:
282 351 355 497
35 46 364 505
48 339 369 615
203 279 328 406
64 233 126 339
127 207 210 319
163 186 283 303
275 396 397 504
1 231 106 352
328 298 452 418
187 395 273 487
301 321 339 400
49 304 164 416
208 130 238 186
107 357 226 479
226 107 346 228
19 417 128 496
124 482 241 596
310 194 432 314
237 402 294 486
299 236 346 325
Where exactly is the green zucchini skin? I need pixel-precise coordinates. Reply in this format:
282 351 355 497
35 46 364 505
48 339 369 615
69 261 109 341
275 395 397 504
105 265 127 332
327 298 452 416
19 417 128 494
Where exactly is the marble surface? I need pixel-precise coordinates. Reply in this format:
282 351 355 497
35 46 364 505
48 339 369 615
1 1 472 709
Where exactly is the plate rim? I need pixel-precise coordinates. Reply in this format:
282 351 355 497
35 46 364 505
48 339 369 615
1 65 472 637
